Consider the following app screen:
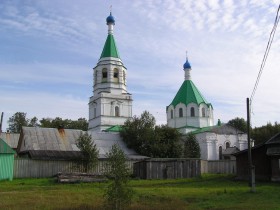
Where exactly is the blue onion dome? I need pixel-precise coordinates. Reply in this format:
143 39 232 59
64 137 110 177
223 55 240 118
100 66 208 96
106 12 115 25
183 59 191 69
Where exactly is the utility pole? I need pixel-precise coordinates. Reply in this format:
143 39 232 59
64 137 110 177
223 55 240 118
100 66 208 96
0 112 3 134
246 98 255 192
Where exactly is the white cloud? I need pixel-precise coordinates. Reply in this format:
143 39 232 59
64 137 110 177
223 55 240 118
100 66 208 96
1 0 280 131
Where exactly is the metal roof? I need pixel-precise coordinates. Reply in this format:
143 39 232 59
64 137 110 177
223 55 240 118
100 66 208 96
169 80 212 108
222 147 240 156
0 132 20 149
100 34 120 59
191 124 245 135
18 127 146 160
0 138 15 154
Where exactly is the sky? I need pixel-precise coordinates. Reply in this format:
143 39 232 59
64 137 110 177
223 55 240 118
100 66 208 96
1 0 280 131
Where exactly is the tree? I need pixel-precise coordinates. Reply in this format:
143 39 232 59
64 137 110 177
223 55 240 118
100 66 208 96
227 117 247 133
183 133 201 158
152 125 182 158
120 111 182 158
104 144 133 210
76 132 98 172
251 122 280 145
8 112 29 133
40 117 88 131
120 111 155 156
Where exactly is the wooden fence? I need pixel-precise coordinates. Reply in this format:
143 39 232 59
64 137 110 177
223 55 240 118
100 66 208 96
133 159 202 179
13 158 236 178
13 158 136 178
207 160 236 174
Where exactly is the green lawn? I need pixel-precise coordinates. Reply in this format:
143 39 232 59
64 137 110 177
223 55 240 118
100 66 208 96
0 174 280 210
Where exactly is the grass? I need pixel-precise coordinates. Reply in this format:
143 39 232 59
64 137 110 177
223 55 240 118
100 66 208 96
0 174 280 210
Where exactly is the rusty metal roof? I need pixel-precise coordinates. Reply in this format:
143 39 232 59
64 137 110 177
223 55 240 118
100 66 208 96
0 132 20 149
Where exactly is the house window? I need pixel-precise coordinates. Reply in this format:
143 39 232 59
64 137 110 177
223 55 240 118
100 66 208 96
179 108 183 117
171 110 174 119
113 69 119 83
102 68 108 82
191 107 195 117
226 142 230 148
219 146 222 160
115 106 120 117
202 108 206 117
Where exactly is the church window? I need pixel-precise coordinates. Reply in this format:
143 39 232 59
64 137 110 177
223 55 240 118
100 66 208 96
226 142 230 148
202 108 206 117
171 110 174 119
94 107 97 118
123 70 126 84
191 107 195 117
115 106 120 117
113 69 119 83
179 108 183 117
102 68 108 82
94 70 98 85
219 146 223 160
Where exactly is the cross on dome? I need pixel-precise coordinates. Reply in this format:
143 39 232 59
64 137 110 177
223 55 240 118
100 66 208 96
183 50 191 69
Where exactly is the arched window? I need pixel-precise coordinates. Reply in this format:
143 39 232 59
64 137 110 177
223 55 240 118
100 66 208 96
94 70 98 85
202 108 206 117
179 108 183 117
226 142 230 148
123 70 126 84
191 107 195 117
102 68 108 82
113 68 119 83
93 107 97 118
115 106 120 117
171 110 174 119
219 146 223 160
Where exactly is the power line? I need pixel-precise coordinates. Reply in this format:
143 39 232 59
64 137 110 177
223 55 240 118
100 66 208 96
250 4 280 104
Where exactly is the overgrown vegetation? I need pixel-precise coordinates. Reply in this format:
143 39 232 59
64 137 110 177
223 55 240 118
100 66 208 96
228 117 280 145
1 174 280 210
104 144 133 210
75 132 98 172
183 133 201 158
7 112 88 132
120 111 182 158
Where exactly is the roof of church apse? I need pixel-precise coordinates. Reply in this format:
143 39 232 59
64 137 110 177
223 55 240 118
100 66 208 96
169 80 212 108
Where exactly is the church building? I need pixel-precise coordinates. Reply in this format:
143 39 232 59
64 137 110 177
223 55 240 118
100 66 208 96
88 12 133 132
166 56 248 160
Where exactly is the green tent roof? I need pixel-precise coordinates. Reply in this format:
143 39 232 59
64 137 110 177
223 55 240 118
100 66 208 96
100 34 120 59
0 138 15 154
169 80 212 108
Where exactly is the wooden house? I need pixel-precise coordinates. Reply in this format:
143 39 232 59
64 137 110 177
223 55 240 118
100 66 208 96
234 132 280 181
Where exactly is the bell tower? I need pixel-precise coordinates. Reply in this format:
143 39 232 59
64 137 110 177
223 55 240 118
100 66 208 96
88 12 133 131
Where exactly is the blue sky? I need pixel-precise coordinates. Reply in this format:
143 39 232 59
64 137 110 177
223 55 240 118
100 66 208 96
1 0 280 130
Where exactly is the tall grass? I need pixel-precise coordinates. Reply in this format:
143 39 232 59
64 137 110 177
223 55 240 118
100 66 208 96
0 174 280 210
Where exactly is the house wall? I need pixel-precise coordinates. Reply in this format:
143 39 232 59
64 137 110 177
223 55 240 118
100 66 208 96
0 154 14 181
271 157 280 181
235 145 271 181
